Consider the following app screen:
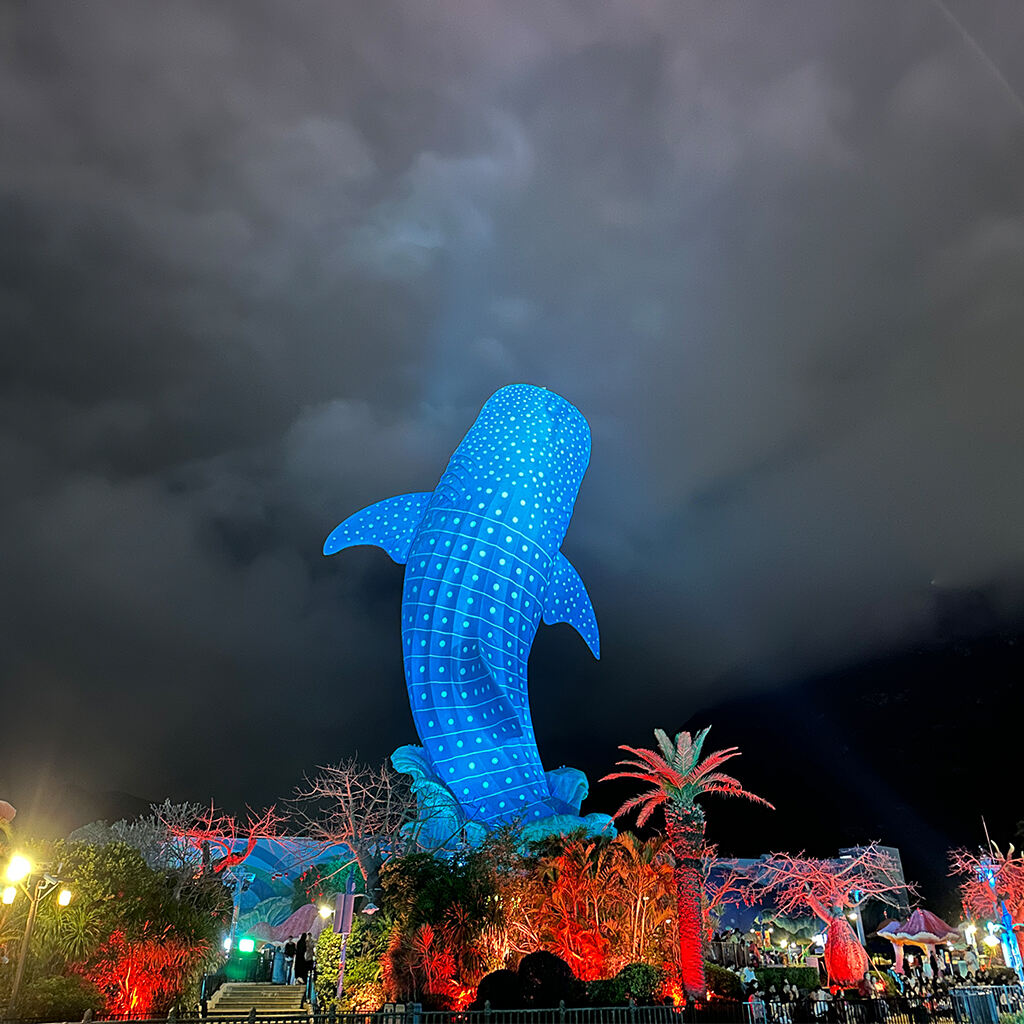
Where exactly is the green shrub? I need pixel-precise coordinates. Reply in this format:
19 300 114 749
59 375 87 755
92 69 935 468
617 963 664 1002
315 916 388 1011
753 967 820 992
706 963 743 999
586 977 619 1006
12 974 104 1019
998 1013 1024 1024
587 963 665 1005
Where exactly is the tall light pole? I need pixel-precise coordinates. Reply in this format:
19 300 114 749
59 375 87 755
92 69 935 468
4 854 73 1019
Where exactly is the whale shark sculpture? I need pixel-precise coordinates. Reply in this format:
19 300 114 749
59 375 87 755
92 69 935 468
324 384 613 844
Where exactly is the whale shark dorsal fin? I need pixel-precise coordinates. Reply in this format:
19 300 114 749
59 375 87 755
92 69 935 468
542 552 601 659
323 493 432 565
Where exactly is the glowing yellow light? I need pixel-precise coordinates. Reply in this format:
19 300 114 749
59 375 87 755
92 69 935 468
2 886 15 905
983 934 1000 948
5 855 31 883
848 913 858 921
318 905 332 919
57 889 72 907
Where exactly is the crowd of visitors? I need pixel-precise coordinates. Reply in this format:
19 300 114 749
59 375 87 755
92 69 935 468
738 962 1022 1024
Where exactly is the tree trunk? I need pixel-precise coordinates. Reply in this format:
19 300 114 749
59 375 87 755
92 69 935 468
824 914 870 989
352 842 382 903
665 803 707 1002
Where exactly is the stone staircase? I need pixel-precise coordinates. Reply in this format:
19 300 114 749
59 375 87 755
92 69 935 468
207 982 309 1019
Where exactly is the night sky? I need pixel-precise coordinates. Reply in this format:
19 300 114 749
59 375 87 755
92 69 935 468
3 2 1023 905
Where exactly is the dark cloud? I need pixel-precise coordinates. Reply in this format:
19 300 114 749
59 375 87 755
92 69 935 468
2 1 1024 832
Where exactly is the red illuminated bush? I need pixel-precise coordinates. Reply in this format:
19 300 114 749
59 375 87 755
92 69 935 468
83 928 211 1017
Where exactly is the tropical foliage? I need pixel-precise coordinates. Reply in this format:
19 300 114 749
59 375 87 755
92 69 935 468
379 836 515 1007
0 836 229 1018
506 833 676 981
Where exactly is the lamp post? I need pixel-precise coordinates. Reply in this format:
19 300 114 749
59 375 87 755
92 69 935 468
4 854 73 1019
331 871 378 1001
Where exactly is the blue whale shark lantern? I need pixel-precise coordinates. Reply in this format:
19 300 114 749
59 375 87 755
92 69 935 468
324 384 614 846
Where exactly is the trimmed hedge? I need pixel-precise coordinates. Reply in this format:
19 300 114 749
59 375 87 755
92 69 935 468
706 963 744 999
753 967 821 992
586 963 666 1006
11 974 104 1019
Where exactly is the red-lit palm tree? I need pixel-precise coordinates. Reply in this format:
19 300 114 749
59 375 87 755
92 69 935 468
602 727 773 1002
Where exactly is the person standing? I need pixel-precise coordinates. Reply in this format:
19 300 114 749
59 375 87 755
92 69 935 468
295 933 309 987
272 943 288 985
283 936 297 984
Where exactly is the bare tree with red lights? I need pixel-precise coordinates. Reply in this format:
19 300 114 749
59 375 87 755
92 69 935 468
950 843 1024 962
602 727 773 1002
295 756 418 902
750 844 912 988
704 851 756 941
163 802 285 875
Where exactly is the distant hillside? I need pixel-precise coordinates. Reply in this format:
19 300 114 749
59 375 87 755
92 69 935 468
10 782 153 839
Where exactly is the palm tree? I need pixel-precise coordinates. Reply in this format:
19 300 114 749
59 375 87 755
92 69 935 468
602 727 773 1002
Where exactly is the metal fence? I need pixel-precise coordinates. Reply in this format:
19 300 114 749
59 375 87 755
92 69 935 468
951 985 1024 1024
6 987 1024 1024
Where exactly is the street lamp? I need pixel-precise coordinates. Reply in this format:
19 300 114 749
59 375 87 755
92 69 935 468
4 855 73 1019
5 855 31 884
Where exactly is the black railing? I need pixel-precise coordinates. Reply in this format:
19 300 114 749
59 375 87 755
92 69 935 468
5 987 1023 1024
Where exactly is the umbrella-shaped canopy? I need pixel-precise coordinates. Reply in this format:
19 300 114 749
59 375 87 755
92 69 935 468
894 909 959 945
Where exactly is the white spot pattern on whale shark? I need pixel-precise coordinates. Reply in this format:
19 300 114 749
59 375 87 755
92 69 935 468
324 384 607 835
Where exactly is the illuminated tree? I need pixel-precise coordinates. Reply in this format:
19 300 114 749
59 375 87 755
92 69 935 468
602 727 773 1001
950 843 1024 963
703 851 756 941
164 801 284 875
750 844 911 988
612 833 677 966
525 835 617 980
295 757 419 902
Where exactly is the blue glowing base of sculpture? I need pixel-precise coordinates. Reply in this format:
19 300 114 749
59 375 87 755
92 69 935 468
393 744 615 849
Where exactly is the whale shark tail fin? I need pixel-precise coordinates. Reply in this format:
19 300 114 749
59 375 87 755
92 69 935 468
542 551 601 659
323 493 432 564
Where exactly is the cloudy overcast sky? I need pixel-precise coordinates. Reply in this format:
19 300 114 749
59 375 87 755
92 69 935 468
2 2 1023 839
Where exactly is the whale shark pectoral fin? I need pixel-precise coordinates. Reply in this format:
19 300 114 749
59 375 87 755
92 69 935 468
323 493 432 564
542 551 601 659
